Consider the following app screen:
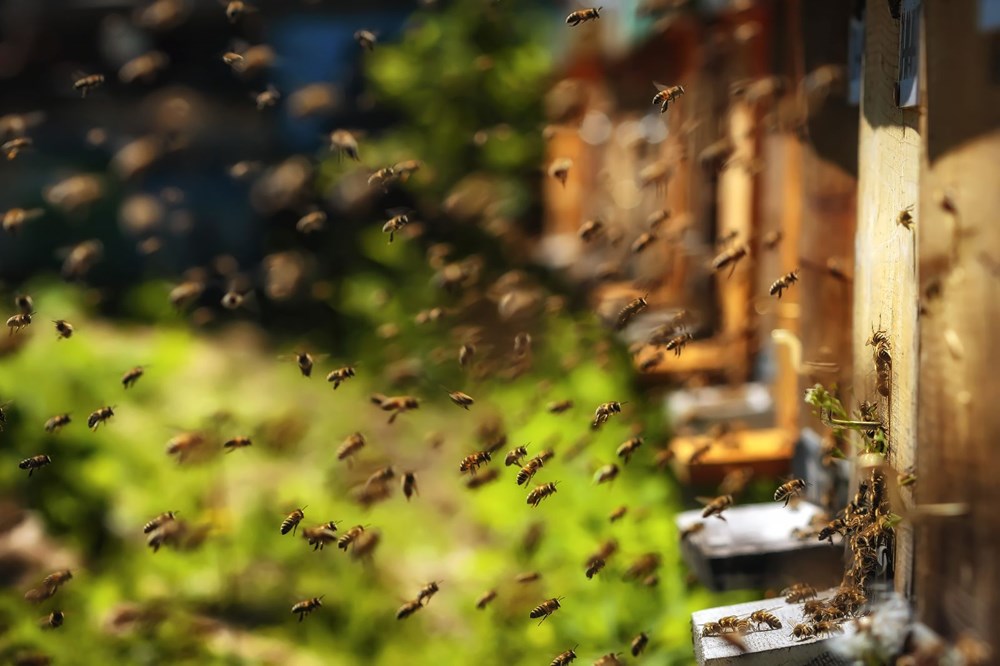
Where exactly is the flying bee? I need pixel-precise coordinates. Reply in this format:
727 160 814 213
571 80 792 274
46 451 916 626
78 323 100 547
774 478 807 507
459 451 492 475
680 521 705 540
515 571 541 584
337 525 366 550
578 219 604 242
87 406 114 430
122 366 146 389
616 436 643 463
448 390 474 409
654 447 675 469
2 136 32 160
143 511 178 534
548 158 573 186
280 507 306 536
365 466 395 487
505 445 528 467
615 295 648 330
526 482 558 507
465 468 499 489
698 494 733 521
169 281 203 309
416 581 440 605
762 229 783 250
396 599 423 620
631 632 649 656
382 212 409 243
48 319 73 340
40 610 64 630
749 609 782 630
337 432 365 463
782 583 817 603
593 463 619 485
373 394 420 423
631 231 657 254
165 431 205 463
326 365 356 390
591 401 624 429
818 518 846 543
222 51 244 70
474 588 498 610
255 84 280 110
401 472 418 500
513 332 532 357
223 436 252 452
594 654 624 666
585 557 605 579
302 522 339 551
354 29 377 51
458 343 476 368
711 243 749 277
566 7 601 26
44 414 71 433
516 456 545 485
329 129 360 161
287 352 323 378
624 553 660 581
368 166 398 191
296 210 326 234
291 596 323 622
897 204 914 229
652 82 685 113
74 73 105 98
529 597 563 624
609 505 628 522
550 647 578 666
19 454 51 477
7 312 33 334
769 270 799 299
547 399 573 414
3 207 43 234
41 569 73 591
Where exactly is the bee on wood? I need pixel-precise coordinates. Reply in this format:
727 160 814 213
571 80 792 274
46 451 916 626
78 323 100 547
143 511 178 534
448 390 474 410
701 621 723 637
616 295 648 330
652 82 685 113
774 478 807 507
665 332 692 357
223 436 252 452
550 647 577 665
476 589 497 610
609 505 628 522
354 29 377 51
326 365 356 390
505 445 528 467
548 158 573 186
122 366 146 389
592 401 624 429
329 129 360 161
291 596 323 622
631 632 649 656
680 522 705 540
458 343 476 368
616 436 643 463
382 212 409 243
585 556 605 579
44 414 71 433
762 229 783 250
2 136 32 160
526 482 558 507
769 270 799 299
87 406 115 430
301 522 338 551
698 494 733 521
566 6 601 25
459 451 492 475
516 456 545 485
280 507 306 536
817 518 846 543
40 610 64 630
401 472 418 500
750 609 782 630
52 319 73 339
416 581 440 605
7 312 33 334
593 463 619 485
897 204 914 230
255 84 280 110
624 553 660 581
529 597 563 624
782 583 817 603
296 211 326 234
711 243 749 277
548 399 573 414
812 620 844 636
337 525 366 550
19 455 51 477
337 432 365 464
74 73 105 98
396 599 423 620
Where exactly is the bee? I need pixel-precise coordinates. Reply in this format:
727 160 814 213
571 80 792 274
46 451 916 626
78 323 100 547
701 622 723 637
505 445 528 467
529 597 563 624
2 136 32 160
401 472 418 500
291 596 323 622
812 620 844 636
382 212 409 243
585 557 605 579
416 581 440 605
719 467 754 496
817 518 846 543
296 210 326 234
513 332 532 357
74 73 105 98
680 521 705 540
365 466 395 487
337 525 366 550
566 7 601 26
897 204 914 229
301 522 338 551
591 401 624 429
396 599 423 620
654 447 675 469
458 343 476 368
578 219 604 242
42 570 73 591
289 352 322 378
43 412 71 433
698 494 733 521
122 366 146 389
337 432 366 463
762 229 783 250
609 505 628 522
62 239 103 281
169 281 204 309
774 478 807 507
615 295 648 330
3 208 43 234
40 610 64 630
769 270 799 299
711 243 750 277
326 365 356 389
354 29 377 51
351 529 381 559
165 431 204 462
476 589 497 610
223 436 252 452
749 609 782 630
143 511 178 534
255 84 280 110
630 231 657 254
19 454 51 477
459 451 492 475
550 647 577 666
87 406 115 430
631 632 649 656
616 436 643 463
782 583 817 603
652 82 685 113
222 51 245 70
280 507 306 536
448 390 474 409
515 571 541 583
329 129 360 161
548 158 573 186
791 622 817 639
7 312 33 334
526 482 558 507
516 456 545 485
547 399 573 414
624 553 661 581
593 463 619 485
372 394 420 423
594 654 624 666
368 166 398 191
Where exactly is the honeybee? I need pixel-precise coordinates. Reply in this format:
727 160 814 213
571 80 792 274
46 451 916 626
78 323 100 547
416 581 440 605
44 414 71 433
401 472 418 500
782 583 817 603
372 394 420 423
368 166 398 191
255 84 280 110
516 456 545 485
62 240 103 281
578 219 604 242
296 210 326 234
630 632 649 656
165 431 205 463
350 529 381 559
762 229 783 250
593 463 619 485
774 478 807 507
585 557 605 579
513 332 532 357
526 482 558 507
448 390 474 409
291 596 323 622
459 451 492 475
337 432 365 464
698 494 733 521
382 212 410 243
812 620 844 636
337 524 366 550
769 270 799 299
547 399 573 414
2 136 32 160
301 522 338 551
223 436 252 452
325 365 356 390
476 589 498 610
74 73 105 98
42 569 73 591
701 622 723 637
222 51 245 70
143 511 178 534
87 406 115 430
750 609 782 630
630 231 657 254
616 295 648 330
354 29 377 51
458 343 476 368
40 610 64 630
393 159 422 180
280 507 306 536
711 243 749 277
529 597 563 624
624 553 660 581
122 366 146 389
680 522 705 540
652 82 685 113
515 571 541 584
654 447 675 469
594 654 624 666
817 518 846 543
329 129 360 161
396 599 423 620
591 401 623 429
7 312 33 334
616 436 643 463
548 158 573 186
504 445 528 467
897 205 914 229
2 208 42 234
169 281 203 309
19 454 51 477
646 208 671 230
566 7 601 26
609 505 628 522
365 466 395 488
550 647 577 665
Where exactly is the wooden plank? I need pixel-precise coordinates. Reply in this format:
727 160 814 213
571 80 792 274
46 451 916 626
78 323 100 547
915 0 1000 651
670 427 795 485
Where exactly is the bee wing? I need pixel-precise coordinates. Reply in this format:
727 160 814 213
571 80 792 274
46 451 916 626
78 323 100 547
694 496 717 505
385 206 415 217
653 81 670 92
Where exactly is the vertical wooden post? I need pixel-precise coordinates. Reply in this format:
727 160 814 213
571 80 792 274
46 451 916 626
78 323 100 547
916 1 1000 650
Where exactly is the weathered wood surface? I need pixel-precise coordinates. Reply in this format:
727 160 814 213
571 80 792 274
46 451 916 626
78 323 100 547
915 0 1000 653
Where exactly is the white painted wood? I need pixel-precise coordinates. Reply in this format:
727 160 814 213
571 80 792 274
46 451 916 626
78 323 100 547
676 502 837 558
